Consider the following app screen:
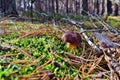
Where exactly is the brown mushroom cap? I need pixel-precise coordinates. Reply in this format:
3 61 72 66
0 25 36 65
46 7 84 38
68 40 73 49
61 30 82 45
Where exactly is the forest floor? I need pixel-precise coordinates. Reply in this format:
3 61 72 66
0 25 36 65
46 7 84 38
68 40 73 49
0 15 120 80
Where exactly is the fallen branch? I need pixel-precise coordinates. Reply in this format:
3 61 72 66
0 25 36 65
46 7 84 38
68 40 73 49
95 14 120 35
80 29 108 33
82 10 120 35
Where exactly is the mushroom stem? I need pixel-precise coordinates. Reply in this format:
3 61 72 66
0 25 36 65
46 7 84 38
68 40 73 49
67 43 77 50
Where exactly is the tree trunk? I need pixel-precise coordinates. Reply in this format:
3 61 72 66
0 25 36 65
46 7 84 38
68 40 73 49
75 0 80 14
52 0 55 14
49 0 52 13
0 0 18 16
104 0 108 15
58 0 66 14
0 0 7 14
107 0 112 15
69 0 74 13
112 3 118 16
99 0 104 15
34 0 42 12
118 6 120 16
82 0 88 14
45 0 48 13
16 0 23 14
66 0 69 14
88 0 93 14
56 0 59 13
79 0 82 14
94 0 99 14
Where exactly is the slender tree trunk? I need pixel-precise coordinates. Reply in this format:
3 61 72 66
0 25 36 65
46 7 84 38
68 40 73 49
112 3 118 16
44 0 49 13
104 0 108 15
94 0 99 14
66 0 69 14
52 0 55 14
56 0 59 13
99 0 104 15
0 0 6 13
107 0 112 15
34 0 41 12
59 0 62 14
88 0 93 14
82 0 88 14
49 0 52 13
73 0 76 14
92 0 95 14
23 0 26 12
69 0 73 13
118 6 120 16
75 0 80 14
79 0 83 14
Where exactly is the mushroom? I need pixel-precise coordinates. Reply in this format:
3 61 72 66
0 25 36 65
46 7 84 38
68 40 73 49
61 30 82 49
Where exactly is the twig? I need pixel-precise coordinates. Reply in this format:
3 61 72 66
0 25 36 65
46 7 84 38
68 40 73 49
64 52 97 62
80 29 108 33
104 51 120 79
88 55 104 74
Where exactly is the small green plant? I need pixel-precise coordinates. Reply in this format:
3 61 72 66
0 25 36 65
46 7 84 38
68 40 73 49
0 64 19 80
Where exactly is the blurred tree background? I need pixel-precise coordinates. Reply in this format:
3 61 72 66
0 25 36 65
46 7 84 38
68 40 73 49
0 0 120 17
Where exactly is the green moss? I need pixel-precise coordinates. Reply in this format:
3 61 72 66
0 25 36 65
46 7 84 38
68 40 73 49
107 18 120 29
